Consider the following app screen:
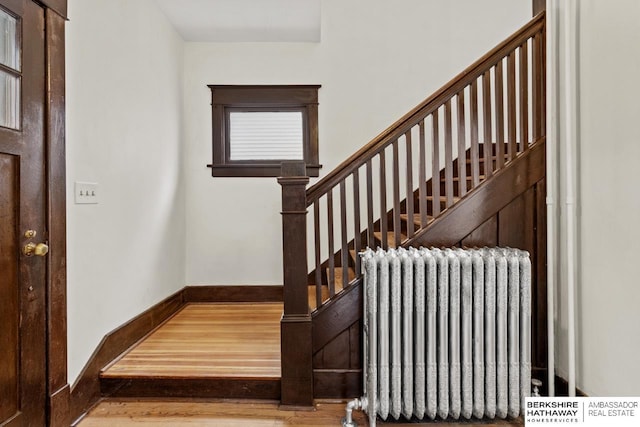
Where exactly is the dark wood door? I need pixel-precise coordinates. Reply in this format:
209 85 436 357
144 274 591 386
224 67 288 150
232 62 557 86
0 0 47 425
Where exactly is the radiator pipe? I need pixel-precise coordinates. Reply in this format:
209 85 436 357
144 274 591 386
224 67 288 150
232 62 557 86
563 0 578 397
545 0 557 397
342 397 367 427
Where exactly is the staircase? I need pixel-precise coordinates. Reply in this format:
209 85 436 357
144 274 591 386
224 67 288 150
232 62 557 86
279 12 546 407
85 12 547 414
98 303 283 400
307 143 523 311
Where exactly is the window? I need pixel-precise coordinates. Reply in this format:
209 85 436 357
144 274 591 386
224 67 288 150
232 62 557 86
208 85 321 177
0 8 21 130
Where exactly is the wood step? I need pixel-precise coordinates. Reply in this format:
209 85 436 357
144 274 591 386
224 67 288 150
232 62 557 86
332 266 355 287
309 284 329 310
425 195 461 210
452 174 485 182
100 303 282 399
373 231 407 248
309 267 353 310
467 153 511 162
436 175 486 196
463 154 514 175
79 400 375 426
399 213 434 229
425 195 461 202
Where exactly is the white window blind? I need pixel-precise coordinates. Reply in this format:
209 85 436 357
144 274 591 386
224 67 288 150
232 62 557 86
229 111 304 161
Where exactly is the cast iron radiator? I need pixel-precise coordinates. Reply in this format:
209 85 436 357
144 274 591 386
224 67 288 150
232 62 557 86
343 247 531 427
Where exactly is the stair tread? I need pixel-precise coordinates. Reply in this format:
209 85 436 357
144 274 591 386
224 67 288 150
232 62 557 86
373 231 407 248
425 195 461 202
332 267 355 286
100 303 282 383
466 154 511 163
399 213 434 226
451 175 485 181
308 285 329 309
310 267 353 310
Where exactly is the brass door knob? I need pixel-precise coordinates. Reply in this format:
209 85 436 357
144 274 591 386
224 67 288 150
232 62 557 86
23 242 49 257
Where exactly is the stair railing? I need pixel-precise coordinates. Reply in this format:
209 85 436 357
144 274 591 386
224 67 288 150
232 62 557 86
278 12 545 407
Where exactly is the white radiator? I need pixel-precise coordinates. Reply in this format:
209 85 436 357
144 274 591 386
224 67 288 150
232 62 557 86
344 247 531 427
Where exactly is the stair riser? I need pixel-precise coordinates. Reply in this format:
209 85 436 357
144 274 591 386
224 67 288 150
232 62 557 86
101 377 281 400
430 161 497 183
439 177 484 196
463 158 506 176
424 197 455 213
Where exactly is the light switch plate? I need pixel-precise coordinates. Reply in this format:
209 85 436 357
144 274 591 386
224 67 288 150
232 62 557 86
75 182 99 204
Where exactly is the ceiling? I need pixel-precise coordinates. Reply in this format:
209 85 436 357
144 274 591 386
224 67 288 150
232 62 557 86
154 0 321 42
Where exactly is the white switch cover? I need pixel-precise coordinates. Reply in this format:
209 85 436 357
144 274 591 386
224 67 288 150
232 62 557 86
75 182 99 204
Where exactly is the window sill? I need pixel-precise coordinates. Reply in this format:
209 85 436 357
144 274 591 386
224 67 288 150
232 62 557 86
207 163 321 178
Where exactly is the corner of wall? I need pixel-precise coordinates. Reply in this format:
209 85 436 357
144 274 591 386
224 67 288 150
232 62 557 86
65 0 188 384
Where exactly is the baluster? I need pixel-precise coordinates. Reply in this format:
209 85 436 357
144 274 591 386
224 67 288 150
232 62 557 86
392 140 401 247
457 90 467 197
353 169 361 276
405 130 414 237
495 60 505 170
520 41 529 151
313 201 322 308
444 100 454 207
470 80 480 188
431 111 441 217
482 70 493 179
340 180 348 291
379 150 388 247
419 120 428 227
327 190 335 297
366 160 375 248
532 32 543 141
507 51 517 162
539 30 546 138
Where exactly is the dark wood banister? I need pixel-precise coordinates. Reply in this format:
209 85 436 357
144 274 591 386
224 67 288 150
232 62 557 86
306 11 545 205
280 12 545 407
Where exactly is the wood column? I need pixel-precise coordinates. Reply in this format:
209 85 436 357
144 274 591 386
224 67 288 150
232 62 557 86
45 5 70 427
533 0 545 15
278 162 313 408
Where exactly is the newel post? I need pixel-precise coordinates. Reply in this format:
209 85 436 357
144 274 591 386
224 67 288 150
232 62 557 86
278 161 313 408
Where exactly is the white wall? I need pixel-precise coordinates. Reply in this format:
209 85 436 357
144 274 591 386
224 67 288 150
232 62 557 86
552 0 640 396
66 0 186 383
576 0 640 395
183 0 531 285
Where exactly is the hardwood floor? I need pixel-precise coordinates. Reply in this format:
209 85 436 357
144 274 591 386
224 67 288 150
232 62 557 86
102 303 282 379
90 303 524 425
78 399 524 426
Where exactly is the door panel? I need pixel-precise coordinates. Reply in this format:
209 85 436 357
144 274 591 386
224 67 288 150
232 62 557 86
0 155 19 423
0 0 47 425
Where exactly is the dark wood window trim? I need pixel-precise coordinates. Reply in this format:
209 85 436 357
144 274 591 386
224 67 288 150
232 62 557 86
207 85 321 177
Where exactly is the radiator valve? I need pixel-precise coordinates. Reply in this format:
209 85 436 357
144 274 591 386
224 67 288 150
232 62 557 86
342 397 367 427
532 378 543 397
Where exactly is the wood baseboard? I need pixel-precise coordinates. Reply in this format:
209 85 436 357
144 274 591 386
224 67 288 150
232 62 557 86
313 369 362 399
69 285 284 424
312 371 586 400
183 285 283 302
48 384 70 427
69 289 184 424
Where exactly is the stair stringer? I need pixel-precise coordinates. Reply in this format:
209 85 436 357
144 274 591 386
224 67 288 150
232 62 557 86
310 138 546 399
